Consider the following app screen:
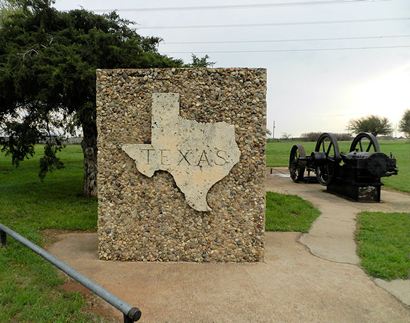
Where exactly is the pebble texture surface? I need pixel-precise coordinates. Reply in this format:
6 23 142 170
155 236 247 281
96 68 266 262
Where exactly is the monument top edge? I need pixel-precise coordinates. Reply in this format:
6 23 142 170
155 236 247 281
96 67 266 73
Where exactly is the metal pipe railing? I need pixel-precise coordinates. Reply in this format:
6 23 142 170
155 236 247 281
0 224 141 322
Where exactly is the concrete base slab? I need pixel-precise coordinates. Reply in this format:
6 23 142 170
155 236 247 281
48 232 410 322
375 279 410 307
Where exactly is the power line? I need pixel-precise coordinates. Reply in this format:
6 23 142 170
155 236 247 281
162 44 410 54
92 0 392 12
162 34 410 45
137 17 410 30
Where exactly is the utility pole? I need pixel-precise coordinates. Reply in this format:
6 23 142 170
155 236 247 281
272 120 276 139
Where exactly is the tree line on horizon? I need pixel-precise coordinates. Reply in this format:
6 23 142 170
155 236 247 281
279 111 410 141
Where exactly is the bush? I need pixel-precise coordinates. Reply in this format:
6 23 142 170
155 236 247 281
300 132 322 142
300 132 352 142
334 133 353 141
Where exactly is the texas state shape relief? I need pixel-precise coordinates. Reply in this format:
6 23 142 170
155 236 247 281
122 93 241 212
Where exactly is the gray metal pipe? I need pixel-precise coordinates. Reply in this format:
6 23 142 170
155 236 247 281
0 224 141 322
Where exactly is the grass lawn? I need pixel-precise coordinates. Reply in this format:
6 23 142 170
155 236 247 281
356 212 410 280
379 140 410 193
266 139 410 193
265 192 320 232
0 145 101 322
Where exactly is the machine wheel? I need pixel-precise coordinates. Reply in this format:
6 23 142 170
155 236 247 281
350 132 381 153
289 144 306 182
314 133 341 185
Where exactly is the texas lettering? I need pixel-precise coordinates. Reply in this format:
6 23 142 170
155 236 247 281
137 148 230 167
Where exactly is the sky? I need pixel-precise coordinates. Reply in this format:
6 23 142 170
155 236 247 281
54 0 410 138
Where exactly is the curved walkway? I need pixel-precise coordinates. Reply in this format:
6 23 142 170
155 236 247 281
49 232 410 322
266 167 410 306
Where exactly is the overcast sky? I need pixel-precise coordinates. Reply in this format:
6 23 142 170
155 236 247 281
55 0 410 137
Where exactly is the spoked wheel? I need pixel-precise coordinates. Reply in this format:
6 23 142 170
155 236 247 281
350 132 381 153
314 133 341 185
289 144 306 182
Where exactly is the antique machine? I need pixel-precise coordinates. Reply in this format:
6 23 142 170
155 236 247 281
288 132 398 201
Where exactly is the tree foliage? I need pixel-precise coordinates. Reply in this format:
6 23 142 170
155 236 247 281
0 0 183 195
399 109 410 138
0 0 19 25
188 54 215 67
300 132 352 142
281 132 292 140
347 115 393 136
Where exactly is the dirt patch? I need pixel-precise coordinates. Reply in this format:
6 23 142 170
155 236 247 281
42 229 120 322
61 279 119 322
42 229 95 248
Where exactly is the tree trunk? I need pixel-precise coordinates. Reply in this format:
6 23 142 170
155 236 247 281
81 123 98 197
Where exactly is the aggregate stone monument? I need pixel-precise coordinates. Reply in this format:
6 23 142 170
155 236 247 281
96 68 266 262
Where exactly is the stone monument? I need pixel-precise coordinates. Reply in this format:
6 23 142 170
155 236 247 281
96 68 266 262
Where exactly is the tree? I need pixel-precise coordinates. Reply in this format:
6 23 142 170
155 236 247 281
0 0 9 23
399 109 410 138
0 0 182 196
188 54 215 67
281 132 292 140
347 115 393 136
301 132 322 142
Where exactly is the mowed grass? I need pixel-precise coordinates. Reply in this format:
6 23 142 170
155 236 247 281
265 192 320 232
266 139 410 192
356 212 410 280
266 140 351 166
0 145 101 322
379 140 410 192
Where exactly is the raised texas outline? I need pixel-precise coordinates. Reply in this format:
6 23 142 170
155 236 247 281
122 93 241 212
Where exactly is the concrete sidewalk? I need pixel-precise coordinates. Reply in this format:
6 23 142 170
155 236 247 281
267 167 410 307
267 167 410 266
47 168 410 322
49 232 410 322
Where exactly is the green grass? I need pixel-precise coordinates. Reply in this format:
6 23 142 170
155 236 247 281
0 145 101 322
356 212 410 280
265 191 320 232
378 140 410 192
266 139 410 192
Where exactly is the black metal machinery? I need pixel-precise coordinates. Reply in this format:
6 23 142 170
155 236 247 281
288 132 398 201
